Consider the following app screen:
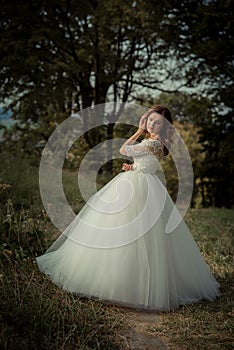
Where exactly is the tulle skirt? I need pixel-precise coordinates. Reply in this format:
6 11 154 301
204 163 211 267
36 170 220 311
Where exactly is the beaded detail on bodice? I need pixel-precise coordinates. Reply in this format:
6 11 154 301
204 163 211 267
124 139 164 174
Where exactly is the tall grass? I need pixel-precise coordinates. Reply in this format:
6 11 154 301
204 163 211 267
0 256 124 350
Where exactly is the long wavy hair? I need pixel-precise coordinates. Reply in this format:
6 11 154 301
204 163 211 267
144 105 174 156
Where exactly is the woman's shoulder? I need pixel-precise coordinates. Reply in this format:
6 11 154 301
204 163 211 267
141 138 163 148
141 138 164 158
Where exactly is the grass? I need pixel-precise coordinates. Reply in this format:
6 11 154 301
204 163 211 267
149 208 234 350
0 154 233 349
0 257 124 350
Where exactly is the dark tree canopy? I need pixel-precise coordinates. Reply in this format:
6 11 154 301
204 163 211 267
1 0 233 115
0 0 234 207
1 0 170 112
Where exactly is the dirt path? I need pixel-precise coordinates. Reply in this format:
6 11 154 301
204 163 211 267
118 309 168 350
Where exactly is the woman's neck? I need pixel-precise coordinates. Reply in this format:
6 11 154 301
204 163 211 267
148 133 160 140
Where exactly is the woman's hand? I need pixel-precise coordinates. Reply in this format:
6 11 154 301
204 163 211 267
122 163 133 171
119 111 149 156
138 112 148 132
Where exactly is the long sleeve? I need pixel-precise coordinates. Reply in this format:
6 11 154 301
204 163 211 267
124 139 164 159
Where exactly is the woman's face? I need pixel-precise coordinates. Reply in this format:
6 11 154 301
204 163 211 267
146 112 164 135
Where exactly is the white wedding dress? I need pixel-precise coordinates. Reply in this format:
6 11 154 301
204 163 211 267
37 139 220 311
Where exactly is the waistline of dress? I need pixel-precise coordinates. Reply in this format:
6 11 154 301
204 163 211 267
132 164 156 175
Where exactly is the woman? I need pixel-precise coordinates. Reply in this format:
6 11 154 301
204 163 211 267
37 105 220 311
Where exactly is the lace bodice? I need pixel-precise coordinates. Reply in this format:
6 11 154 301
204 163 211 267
124 139 164 175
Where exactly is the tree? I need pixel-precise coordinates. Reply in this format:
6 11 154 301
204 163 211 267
149 91 234 208
0 0 175 149
1 0 234 191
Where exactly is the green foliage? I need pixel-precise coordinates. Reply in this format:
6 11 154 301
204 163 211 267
161 0 234 90
0 0 168 115
1 0 234 196
0 0 170 164
0 152 41 209
0 200 50 261
147 92 234 208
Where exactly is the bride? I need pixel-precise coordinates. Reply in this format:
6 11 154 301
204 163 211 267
37 105 220 311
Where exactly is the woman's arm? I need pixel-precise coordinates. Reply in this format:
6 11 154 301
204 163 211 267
119 129 143 155
119 115 146 156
